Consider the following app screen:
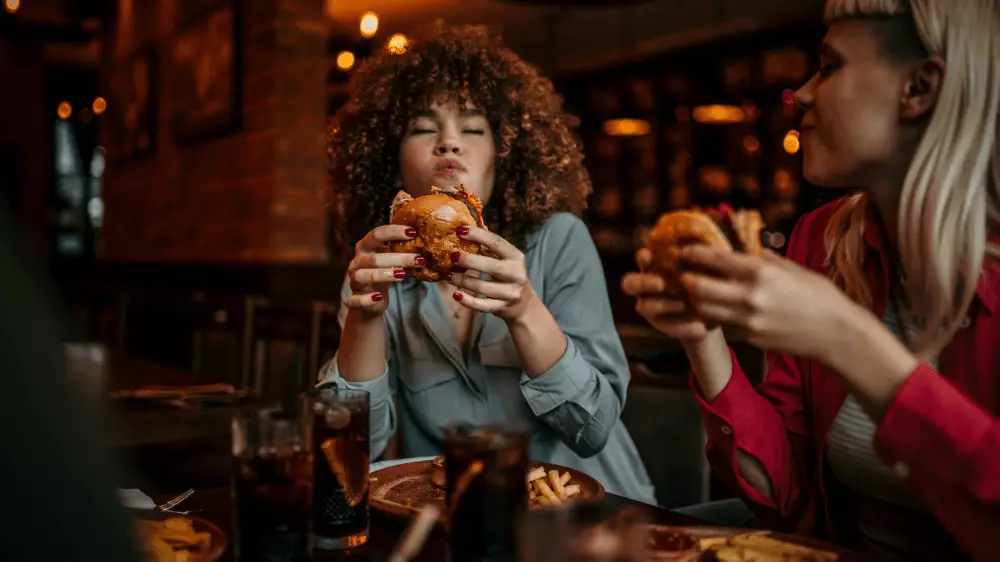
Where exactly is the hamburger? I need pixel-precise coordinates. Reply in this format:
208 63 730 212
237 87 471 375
644 204 764 294
383 184 486 282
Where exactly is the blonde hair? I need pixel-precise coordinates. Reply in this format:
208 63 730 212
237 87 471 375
822 0 1000 357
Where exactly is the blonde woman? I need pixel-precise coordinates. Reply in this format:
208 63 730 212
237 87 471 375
624 1 999 560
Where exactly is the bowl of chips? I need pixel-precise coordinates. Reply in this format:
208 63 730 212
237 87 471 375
134 512 227 562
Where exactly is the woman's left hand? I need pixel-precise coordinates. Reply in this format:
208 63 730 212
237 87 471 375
447 226 537 321
680 245 861 361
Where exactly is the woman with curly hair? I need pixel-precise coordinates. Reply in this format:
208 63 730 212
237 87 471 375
320 24 655 503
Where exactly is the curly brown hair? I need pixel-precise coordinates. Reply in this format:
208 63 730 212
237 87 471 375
327 24 592 251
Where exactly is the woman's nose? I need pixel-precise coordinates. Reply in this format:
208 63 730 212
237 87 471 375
435 143 460 155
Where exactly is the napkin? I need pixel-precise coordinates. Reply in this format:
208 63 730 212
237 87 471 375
118 488 156 510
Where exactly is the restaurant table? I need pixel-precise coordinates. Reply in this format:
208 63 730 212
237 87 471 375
66 346 245 449
155 485 706 562
153 458 867 562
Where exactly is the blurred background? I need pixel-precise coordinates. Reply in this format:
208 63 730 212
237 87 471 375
2 0 851 505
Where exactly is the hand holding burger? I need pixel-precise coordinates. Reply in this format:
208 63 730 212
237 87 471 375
622 204 765 343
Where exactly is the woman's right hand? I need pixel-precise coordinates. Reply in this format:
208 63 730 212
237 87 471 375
621 248 716 344
347 225 424 314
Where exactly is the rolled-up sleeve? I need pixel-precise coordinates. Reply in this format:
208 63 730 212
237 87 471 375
519 215 630 458
316 275 398 459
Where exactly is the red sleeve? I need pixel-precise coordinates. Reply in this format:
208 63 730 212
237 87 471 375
691 209 828 526
873 363 1000 561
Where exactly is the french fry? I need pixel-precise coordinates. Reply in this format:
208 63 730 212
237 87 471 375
526 467 546 483
534 478 562 505
564 484 581 498
548 470 566 498
698 536 729 550
729 533 838 560
560 472 571 486
529 490 536 499
536 495 552 507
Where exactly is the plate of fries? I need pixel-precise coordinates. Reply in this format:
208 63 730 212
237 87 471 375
369 458 604 524
648 526 847 562
134 512 227 562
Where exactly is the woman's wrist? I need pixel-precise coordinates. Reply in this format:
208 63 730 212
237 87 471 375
683 328 733 401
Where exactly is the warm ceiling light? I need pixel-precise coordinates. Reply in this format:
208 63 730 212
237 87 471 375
336 51 355 71
783 130 801 154
92 97 107 115
5 0 19 14
359 11 379 38
743 135 760 153
387 33 408 55
602 118 651 137
692 104 745 125
57 101 72 119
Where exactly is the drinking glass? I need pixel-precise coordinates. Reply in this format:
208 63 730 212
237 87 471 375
443 421 530 562
308 387 371 550
231 404 313 562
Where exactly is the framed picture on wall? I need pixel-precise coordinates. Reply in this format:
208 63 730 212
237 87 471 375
108 46 158 160
170 0 241 143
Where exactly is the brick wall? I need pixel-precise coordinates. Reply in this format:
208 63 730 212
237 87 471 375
101 0 329 263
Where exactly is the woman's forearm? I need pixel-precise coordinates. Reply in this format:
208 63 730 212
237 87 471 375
337 309 388 382
684 328 734 401
506 290 567 377
823 302 919 422
685 329 775 499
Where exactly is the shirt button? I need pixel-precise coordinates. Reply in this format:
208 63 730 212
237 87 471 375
720 425 733 436
959 316 971 329
892 461 910 479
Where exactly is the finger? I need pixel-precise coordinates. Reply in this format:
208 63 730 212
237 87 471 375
635 248 653 270
346 292 387 309
681 246 761 279
689 301 750 327
449 272 519 301
459 226 522 261
621 272 668 296
680 273 750 307
453 251 517 281
350 252 423 271
357 225 417 253
635 297 687 318
452 290 505 313
351 267 407 288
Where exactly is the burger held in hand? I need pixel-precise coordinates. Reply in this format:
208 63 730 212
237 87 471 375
644 203 764 294
383 184 487 282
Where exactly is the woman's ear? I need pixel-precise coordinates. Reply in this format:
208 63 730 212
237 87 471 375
901 55 946 120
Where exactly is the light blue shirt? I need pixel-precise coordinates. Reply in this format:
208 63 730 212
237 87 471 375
319 213 656 503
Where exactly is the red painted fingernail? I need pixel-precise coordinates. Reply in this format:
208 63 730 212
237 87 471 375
394 270 407 279
457 226 469 236
452 251 461 262
405 228 417 237
445 272 453 281
372 293 384 302
414 256 426 265
453 292 463 302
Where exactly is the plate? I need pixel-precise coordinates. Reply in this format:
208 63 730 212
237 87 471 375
647 525 858 561
370 458 605 524
132 510 228 561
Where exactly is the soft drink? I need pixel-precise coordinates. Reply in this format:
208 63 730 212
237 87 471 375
310 388 370 550
444 422 529 562
231 408 313 562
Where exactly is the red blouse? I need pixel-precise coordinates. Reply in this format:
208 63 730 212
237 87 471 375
693 200 1000 561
